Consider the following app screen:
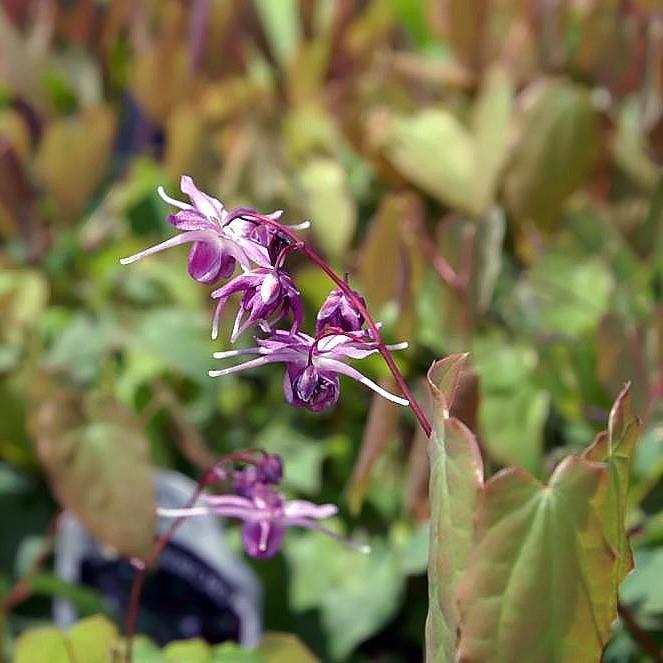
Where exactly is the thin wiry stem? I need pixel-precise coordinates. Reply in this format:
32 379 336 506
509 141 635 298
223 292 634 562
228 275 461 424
258 221 433 437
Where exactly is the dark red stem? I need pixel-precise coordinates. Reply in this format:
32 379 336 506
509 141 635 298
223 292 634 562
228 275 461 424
264 220 433 438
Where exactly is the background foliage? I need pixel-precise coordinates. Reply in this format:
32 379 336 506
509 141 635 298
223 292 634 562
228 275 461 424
0 0 662 661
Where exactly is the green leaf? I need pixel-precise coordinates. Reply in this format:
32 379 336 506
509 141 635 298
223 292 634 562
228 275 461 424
425 355 484 663
620 547 663 615
512 251 613 336
298 157 356 260
14 627 69 663
32 392 156 558
471 67 513 212
253 0 301 68
480 385 549 474
163 638 211 662
457 456 615 663
373 69 511 216
255 423 327 495
378 108 475 213
14 615 118 663
67 615 119 662
131 308 213 384
583 385 641 584
285 534 402 660
504 78 598 227
257 632 318 663
211 642 262 663
45 313 117 384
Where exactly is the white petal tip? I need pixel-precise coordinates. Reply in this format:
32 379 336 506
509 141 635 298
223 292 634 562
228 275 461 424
387 341 409 351
208 370 221 377
119 257 131 265
357 543 371 554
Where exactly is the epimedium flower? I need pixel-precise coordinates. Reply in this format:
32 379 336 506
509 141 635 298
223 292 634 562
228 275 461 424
210 266 303 342
208 329 409 412
119 176 308 283
158 455 368 560
316 284 366 334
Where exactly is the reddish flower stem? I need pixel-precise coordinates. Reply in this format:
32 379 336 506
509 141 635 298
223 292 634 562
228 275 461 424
124 451 260 663
264 222 433 438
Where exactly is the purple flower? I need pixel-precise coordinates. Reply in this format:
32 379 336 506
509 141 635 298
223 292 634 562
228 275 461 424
209 330 409 411
210 267 303 341
119 176 308 283
233 453 283 497
157 483 368 560
316 286 366 334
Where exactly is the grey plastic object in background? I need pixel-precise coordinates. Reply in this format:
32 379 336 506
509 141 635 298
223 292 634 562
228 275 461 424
53 469 262 647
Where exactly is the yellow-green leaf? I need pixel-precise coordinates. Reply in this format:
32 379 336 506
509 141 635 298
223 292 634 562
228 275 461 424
257 632 318 663
583 385 641 584
457 456 615 663
298 157 356 260
14 615 118 663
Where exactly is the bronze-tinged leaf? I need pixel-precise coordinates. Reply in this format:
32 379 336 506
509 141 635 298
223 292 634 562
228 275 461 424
457 456 616 663
35 105 117 219
583 385 641 584
31 389 156 559
432 0 488 72
358 193 416 313
164 103 207 185
131 44 189 123
426 355 484 663
504 78 599 228
596 314 650 416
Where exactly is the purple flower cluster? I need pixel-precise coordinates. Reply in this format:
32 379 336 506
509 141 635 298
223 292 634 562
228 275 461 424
121 176 408 412
158 453 368 559
121 177 409 559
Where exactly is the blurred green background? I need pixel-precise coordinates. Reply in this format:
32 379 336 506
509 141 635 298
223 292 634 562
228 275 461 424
1 0 663 661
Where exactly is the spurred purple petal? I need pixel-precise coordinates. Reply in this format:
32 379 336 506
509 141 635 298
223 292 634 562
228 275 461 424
242 520 285 559
187 241 235 283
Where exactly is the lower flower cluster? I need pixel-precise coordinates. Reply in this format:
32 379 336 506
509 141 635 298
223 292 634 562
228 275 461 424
121 176 406 556
158 453 369 559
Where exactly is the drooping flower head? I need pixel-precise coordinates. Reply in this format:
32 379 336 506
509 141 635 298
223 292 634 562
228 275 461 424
158 453 367 560
210 266 303 341
209 329 409 412
316 283 366 334
120 177 308 285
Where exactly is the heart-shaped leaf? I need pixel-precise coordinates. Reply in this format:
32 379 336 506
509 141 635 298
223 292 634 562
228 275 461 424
457 456 615 663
